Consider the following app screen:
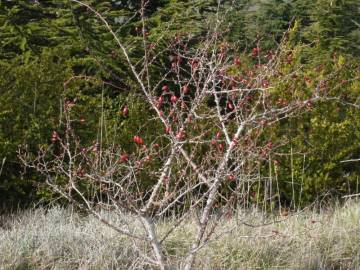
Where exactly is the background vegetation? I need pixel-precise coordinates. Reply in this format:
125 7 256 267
0 0 359 209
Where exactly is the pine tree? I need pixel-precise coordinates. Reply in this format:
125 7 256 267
0 0 221 207
304 0 360 56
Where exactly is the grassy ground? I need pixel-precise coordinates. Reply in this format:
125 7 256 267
0 201 359 270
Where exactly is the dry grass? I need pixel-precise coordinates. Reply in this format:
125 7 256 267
1 201 360 270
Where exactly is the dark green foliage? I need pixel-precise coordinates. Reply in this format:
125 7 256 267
304 0 360 56
0 49 71 206
0 0 359 209
0 0 219 208
222 0 360 207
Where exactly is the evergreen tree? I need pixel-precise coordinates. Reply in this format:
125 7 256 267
304 0 360 56
0 0 221 207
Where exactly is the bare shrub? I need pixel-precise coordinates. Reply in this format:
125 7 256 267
19 1 359 269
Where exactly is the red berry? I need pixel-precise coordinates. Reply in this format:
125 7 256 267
234 57 241 66
182 85 190 94
122 106 129 116
191 61 199 69
135 160 142 168
51 131 59 143
176 130 185 140
227 101 234 110
266 51 273 60
216 131 222 140
165 126 171 134
157 96 164 108
120 154 129 162
77 169 85 177
162 85 169 92
252 47 259 57
262 80 269 88
170 95 178 104
133 135 144 145
218 143 224 152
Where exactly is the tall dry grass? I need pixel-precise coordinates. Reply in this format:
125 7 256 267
1 201 359 269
